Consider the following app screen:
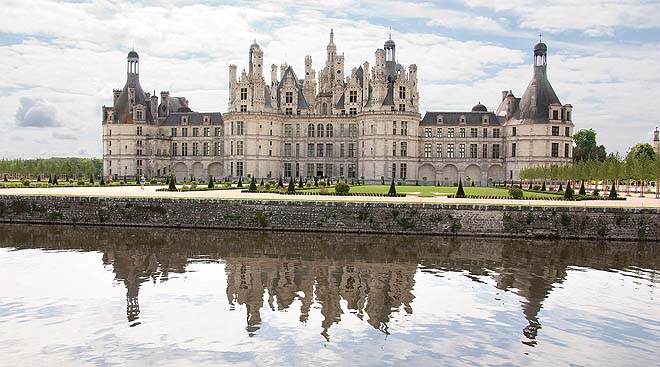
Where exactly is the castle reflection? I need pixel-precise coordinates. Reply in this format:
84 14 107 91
1 224 658 343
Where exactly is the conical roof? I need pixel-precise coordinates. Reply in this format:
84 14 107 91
517 67 560 120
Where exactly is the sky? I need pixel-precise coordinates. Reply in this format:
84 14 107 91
1 0 659 159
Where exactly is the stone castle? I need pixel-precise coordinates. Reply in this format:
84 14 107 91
102 31 575 184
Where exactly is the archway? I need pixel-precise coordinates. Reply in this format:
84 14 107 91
441 164 459 186
208 163 223 179
418 164 436 186
192 162 204 180
487 165 505 185
174 163 188 182
465 164 482 186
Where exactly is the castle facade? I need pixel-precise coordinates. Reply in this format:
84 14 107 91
102 31 574 185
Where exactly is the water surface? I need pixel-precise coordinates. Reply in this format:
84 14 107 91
0 224 658 366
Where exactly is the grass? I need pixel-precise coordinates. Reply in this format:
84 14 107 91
305 185 562 198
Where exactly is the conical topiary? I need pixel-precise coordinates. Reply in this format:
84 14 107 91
298 177 303 189
456 177 466 198
208 176 214 188
287 178 295 193
528 183 533 190
48 176 52 185
100 176 105 186
541 181 546 191
249 177 257 192
579 180 586 195
168 175 177 191
260 177 264 186
388 178 397 196
89 174 94 184
609 183 618 199
3 174 7 182
277 177 284 188
564 181 574 199
237 176 243 188
314 176 318 187
558 183 563 192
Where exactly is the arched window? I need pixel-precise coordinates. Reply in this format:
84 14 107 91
317 123 324 138
307 124 315 137
326 124 333 137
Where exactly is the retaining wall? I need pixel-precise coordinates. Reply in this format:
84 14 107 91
0 195 658 241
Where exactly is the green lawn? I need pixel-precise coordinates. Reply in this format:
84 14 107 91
309 184 561 198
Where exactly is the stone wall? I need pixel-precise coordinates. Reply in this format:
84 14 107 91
0 195 657 241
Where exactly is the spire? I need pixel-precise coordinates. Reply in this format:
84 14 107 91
329 28 334 45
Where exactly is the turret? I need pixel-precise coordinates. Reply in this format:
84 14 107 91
150 94 158 121
326 29 337 66
271 64 278 86
127 50 139 82
654 127 659 142
249 41 263 79
113 89 121 106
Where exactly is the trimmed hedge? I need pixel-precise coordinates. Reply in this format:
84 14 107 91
447 194 627 201
240 190 406 197
156 186 241 192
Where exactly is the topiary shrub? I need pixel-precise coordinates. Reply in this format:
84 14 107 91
579 181 586 195
314 176 319 187
564 182 574 199
455 178 466 198
77 179 85 186
22 178 30 187
287 178 295 193
298 177 303 189
508 187 523 199
260 177 264 186
3 175 7 182
558 183 563 192
150 178 158 185
277 177 284 188
541 181 546 191
48 176 53 185
609 184 618 198
208 176 214 188
168 176 177 191
533 185 541 191
237 177 243 188
100 176 105 186
249 177 257 192
388 179 397 196
335 182 350 195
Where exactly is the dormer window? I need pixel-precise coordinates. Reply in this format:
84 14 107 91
240 88 247 101
437 116 443 124
203 116 210 124
181 116 188 124
285 91 293 104
460 116 466 124
482 116 489 124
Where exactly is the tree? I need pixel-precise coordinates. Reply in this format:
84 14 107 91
387 179 397 196
168 175 177 191
456 177 466 198
208 176 214 188
579 180 586 195
260 177 264 186
277 177 284 188
335 182 350 195
627 143 657 161
564 181 574 199
573 128 607 162
287 178 295 193
609 184 618 199
237 176 243 188
298 177 303 189
314 176 318 187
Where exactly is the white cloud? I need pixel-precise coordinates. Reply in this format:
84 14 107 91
15 97 60 127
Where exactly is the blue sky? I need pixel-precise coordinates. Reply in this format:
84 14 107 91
1 0 659 158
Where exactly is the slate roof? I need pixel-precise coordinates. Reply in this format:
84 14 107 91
160 112 223 126
516 67 561 121
420 111 503 126
113 75 155 124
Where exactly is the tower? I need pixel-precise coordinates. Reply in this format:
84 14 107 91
249 41 263 79
384 34 396 78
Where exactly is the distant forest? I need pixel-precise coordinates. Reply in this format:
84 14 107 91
0 158 102 179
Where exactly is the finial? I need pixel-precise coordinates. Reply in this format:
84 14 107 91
389 28 392 40
539 32 543 42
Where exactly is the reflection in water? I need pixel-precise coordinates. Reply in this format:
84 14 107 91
1 223 658 347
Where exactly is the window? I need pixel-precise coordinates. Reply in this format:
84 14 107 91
236 162 244 177
425 128 432 137
307 144 314 157
240 88 247 100
552 126 560 136
401 121 408 136
318 124 324 138
181 142 188 156
326 144 333 157
483 128 488 138
181 116 188 124
392 141 397 157
470 128 478 138
285 91 293 104
447 144 454 158
237 141 244 155
399 86 406 99
447 128 455 138
240 105 247 112
565 127 570 137
306 164 314 178
459 128 466 138
392 163 396 179
203 142 209 156
399 104 405 112
171 143 177 156
392 121 397 135
340 143 345 157
552 143 559 157
400 163 407 179
182 128 188 137
284 163 292 178
296 143 300 157
284 143 292 157
236 121 244 135
493 128 500 138
349 90 358 103
349 124 357 137
136 110 143 121
317 144 324 157
193 128 199 137
482 144 487 158
424 143 431 158
511 143 516 157
284 124 292 138
349 107 357 115
567 111 571 121
215 127 222 137
492 144 500 159
214 142 221 156
204 128 210 137
285 108 292 115
470 144 477 158
230 122 234 135
326 124 333 137
136 126 142 136
552 110 559 120
564 143 570 158
459 144 465 158
171 128 177 137
308 124 315 137
340 124 345 137
348 164 357 178
348 143 356 158
296 124 301 137
436 128 442 138
512 127 517 136
230 141 234 155
400 142 407 157
192 142 199 156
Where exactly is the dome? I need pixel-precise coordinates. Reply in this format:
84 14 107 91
534 42 547 53
250 40 260 50
471 102 487 112
127 50 139 58
384 39 395 48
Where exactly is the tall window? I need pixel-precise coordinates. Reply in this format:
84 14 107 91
459 144 465 158
493 128 500 138
172 143 178 156
483 128 488 138
326 124 333 137
340 143 345 157
400 142 407 157
401 121 408 136
551 143 559 157
492 144 500 159
307 144 314 157
296 124 301 137
317 144 324 157
307 124 315 137
171 128 177 137
565 127 570 137
317 124 324 138
284 143 292 157
236 162 243 177
425 128 432 137
512 127 517 137
470 144 477 158
240 88 247 100
447 144 454 158
436 144 442 158
237 141 244 155
564 143 570 158
204 128 210 137
400 163 407 179
392 141 396 157
511 143 516 157
203 142 209 156
326 144 333 157
424 143 431 158
399 86 406 99
392 163 396 179
285 91 293 104
236 121 244 135
552 110 559 120
349 90 358 103
392 121 397 135
348 143 356 158
192 128 199 137
284 163 292 178
470 128 478 138
340 124 345 137
181 142 188 156
447 128 455 138
459 128 466 138
482 144 487 158
436 128 442 138
284 124 292 138
552 126 560 136
349 124 357 137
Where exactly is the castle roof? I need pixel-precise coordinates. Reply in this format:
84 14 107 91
420 111 503 126
160 112 223 126
516 67 561 120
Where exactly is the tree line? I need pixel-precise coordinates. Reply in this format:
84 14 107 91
0 158 101 180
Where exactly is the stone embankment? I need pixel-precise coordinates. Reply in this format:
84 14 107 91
0 195 657 241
